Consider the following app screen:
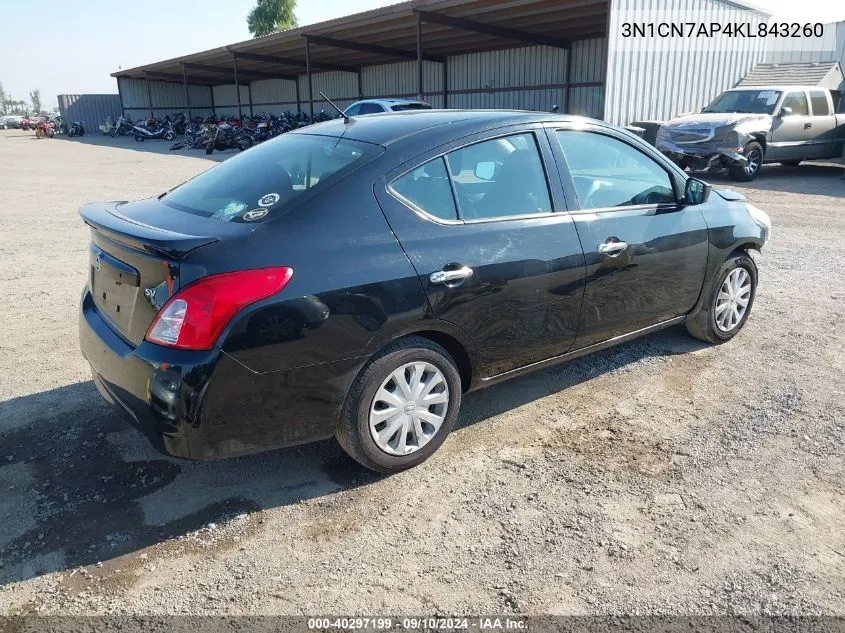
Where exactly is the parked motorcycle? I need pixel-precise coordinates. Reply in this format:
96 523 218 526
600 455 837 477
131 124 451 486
67 121 85 137
132 117 176 142
109 114 134 137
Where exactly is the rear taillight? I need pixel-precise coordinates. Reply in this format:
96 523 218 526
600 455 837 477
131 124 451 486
145 267 293 350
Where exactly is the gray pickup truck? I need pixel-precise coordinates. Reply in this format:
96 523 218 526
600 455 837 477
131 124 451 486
656 86 845 181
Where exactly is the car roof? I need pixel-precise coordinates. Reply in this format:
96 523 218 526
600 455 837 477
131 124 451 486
294 109 598 147
354 98 428 105
727 86 825 92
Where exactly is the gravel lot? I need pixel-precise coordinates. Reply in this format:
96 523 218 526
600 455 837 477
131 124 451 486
0 129 843 617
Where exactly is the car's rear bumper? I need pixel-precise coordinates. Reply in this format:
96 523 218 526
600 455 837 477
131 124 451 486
79 287 364 459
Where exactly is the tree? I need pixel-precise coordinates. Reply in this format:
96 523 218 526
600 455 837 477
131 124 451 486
29 89 42 114
0 82 7 115
247 0 298 37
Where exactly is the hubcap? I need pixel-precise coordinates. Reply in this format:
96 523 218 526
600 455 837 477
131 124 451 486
745 150 760 174
715 268 751 332
369 362 449 456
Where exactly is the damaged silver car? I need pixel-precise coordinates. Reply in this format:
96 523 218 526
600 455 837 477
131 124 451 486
656 86 845 181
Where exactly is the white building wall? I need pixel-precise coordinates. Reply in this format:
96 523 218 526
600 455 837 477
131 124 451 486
604 0 769 125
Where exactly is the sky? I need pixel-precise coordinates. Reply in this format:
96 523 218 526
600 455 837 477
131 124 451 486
1 0 844 111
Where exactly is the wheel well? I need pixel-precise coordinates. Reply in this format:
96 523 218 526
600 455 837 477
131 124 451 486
750 134 766 153
410 330 473 392
732 242 760 256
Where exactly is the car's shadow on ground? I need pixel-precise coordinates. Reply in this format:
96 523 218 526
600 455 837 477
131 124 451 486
0 326 704 586
692 163 844 198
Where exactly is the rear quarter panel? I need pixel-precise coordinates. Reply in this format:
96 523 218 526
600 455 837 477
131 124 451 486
185 168 432 375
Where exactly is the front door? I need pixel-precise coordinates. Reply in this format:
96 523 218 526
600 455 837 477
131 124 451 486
547 125 710 348
770 91 816 161
375 127 586 377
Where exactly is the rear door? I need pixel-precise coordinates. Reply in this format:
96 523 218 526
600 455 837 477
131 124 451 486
806 90 837 158
375 126 586 378
547 124 709 348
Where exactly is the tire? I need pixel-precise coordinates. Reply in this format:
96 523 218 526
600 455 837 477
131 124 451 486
165 131 175 141
110 127 119 138
205 141 214 155
685 253 758 344
78 126 84 136
728 141 763 182
780 160 802 167
336 335 462 473
134 134 144 142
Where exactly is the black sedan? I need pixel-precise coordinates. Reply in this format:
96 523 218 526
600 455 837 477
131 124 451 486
79 110 771 473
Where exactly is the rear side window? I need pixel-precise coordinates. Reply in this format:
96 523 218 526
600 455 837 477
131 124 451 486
781 92 809 116
809 91 830 116
358 103 385 115
162 134 378 222
557 130 675 209
445 133 552 220
391 103 432 111
390 157 458 221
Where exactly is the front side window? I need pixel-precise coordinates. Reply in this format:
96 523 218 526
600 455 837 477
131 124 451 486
781 92 809 116
445 133 552 220
557 130 676 210
809 90 830 116
163 133 378 222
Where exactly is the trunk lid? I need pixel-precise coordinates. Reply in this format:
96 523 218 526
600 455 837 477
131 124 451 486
80 200 221 346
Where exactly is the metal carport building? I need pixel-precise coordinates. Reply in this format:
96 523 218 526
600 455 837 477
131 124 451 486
112 0 770 127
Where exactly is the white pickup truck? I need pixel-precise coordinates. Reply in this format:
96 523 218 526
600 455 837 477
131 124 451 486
656 86 845 181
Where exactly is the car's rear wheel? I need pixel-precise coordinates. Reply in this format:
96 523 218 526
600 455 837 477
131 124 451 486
728 142 763 181
685 253 757 344
336 336 462 473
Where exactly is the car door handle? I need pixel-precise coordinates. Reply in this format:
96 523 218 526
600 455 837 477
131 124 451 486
804 122 813 129
597 241 629 255
430 266 474 284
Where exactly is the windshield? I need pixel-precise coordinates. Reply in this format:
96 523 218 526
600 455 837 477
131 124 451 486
162 133 379 222
390 103 432 111
703 90 782 114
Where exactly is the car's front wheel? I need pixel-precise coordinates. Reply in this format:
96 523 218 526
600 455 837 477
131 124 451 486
337 336 462 473
728 141 763 181
685 253 758 344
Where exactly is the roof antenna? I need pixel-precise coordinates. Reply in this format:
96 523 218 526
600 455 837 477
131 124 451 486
319 91 351 124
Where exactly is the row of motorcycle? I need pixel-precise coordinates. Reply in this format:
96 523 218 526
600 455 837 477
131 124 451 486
99 110 335 155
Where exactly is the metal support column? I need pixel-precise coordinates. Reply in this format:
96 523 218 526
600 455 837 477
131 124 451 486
305 37 314 118
232 54 242 118
416 13 423 100
117 78 126 116
357 70 363 100
247 83 254 117
295 78 301 114
442 62 448 108
145 75 153 119
181 64 192 118
564 46 573 113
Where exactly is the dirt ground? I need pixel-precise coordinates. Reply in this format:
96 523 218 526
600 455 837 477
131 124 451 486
0 129 843 617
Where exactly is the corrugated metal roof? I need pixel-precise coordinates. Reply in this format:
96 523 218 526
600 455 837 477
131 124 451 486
112 0 610 85
738 62 845 89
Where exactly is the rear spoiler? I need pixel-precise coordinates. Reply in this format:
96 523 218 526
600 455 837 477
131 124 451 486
79 202 220 259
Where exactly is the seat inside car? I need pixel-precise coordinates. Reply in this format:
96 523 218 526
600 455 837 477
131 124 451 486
467 149 549 219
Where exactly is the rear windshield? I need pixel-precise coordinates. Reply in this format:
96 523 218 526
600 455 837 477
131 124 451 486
391 103 432 111
162 133 379 222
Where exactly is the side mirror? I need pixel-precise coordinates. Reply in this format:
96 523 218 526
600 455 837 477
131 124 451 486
684 178 711 205
475 161 496 181
779 106 793 117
